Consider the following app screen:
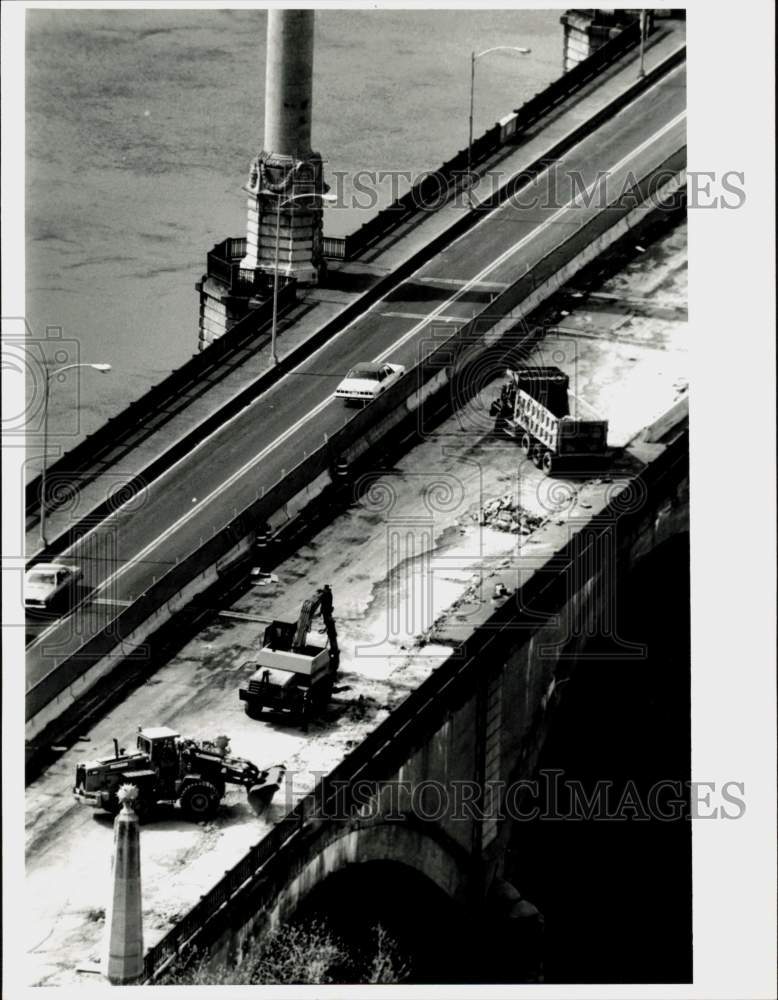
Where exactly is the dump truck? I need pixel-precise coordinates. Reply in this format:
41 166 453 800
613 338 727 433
73 727 285 821
239 588 339 723
490 366 608 475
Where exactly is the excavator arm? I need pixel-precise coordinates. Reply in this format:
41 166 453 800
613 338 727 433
292 594 321 651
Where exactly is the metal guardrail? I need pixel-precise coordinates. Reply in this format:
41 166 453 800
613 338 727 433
141 423 689 981
322 236 347 260
324 20 643 263
206 237 250 291
26 144 686 722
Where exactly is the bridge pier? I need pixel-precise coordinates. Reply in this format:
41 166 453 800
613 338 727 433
196 10 327 349
240 10 326 288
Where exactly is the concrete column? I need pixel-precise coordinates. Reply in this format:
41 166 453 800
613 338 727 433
264 9 314 158
241 9 327 287
103 784 144 984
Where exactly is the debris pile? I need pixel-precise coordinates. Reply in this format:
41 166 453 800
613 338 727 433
473 495 544 535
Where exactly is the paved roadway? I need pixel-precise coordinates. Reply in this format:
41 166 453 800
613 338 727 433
26 65 686 700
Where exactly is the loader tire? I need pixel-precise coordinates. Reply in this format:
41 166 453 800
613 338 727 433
179 781 220 821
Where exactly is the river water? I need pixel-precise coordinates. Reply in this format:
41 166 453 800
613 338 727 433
26 9 561 449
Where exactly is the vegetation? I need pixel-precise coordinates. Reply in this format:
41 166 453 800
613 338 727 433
164 920 409 985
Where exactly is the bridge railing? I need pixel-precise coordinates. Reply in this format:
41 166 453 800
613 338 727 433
322 236 347 260
205 237 249 292
324 19 642 262
142 416 689 982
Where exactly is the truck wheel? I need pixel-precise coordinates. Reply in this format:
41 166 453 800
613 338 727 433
314 679 333 712
179 781 220 821
531 444 545 468
244 701 263 720
520 433 533 456
542 450 555 475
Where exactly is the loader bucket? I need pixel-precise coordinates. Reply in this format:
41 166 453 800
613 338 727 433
247 764 286 815
248 782 279 815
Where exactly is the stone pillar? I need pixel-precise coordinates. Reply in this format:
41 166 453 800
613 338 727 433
103 784 144 984
240 9 326 286
559 10 652 73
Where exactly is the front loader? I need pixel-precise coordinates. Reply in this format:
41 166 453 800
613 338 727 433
73 727 285 821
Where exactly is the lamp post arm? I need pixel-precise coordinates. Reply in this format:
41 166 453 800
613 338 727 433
474 45 531 60
468 44 530 209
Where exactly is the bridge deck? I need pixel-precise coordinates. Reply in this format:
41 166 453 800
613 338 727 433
25 217 688 985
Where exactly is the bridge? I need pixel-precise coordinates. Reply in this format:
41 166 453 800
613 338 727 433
138 410 689 982
22 11 689 987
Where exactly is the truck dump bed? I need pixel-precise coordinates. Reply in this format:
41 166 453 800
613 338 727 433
512 366 570 417
253 643 329 677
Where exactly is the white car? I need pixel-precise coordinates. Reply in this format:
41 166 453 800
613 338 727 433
24 562 82 610
335 362 406 404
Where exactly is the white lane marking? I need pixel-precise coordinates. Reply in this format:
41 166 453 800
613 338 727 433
30 107 685 649
380 311 470 323
418 277 510 289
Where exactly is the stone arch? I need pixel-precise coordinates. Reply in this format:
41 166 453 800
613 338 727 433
266 819 469 930
251 820 473 983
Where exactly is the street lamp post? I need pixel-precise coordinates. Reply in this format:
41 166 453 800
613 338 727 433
638 10 648 79
261 190 336 366
40 362 111 548
468 45 531 208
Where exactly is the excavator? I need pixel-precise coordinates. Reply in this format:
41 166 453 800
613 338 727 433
73 727 285 821
239 587 339 723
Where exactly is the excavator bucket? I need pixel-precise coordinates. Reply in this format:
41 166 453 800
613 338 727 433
247 764 286 815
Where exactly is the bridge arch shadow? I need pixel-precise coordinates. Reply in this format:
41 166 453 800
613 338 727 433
265 820 473 982
505 528 692 984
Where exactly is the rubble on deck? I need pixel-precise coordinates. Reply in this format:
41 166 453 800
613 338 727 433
471 494 545 535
